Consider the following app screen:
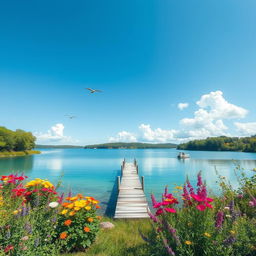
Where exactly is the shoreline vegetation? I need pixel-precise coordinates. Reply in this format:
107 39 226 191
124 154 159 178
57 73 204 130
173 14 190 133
0 150 41 158
0 126 38 158
84 142 177 149
178 135 256 153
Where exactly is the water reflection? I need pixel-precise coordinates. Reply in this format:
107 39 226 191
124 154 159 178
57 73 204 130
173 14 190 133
0 156 34 175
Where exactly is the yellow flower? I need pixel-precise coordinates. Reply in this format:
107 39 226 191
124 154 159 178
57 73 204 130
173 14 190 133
61 209 68 215
187 222 192 227
74 207 81 211
13 210 19 215
69 211 75 216
185 240 192 245
69 196 78 201
85 206 91 211
230 230 236 235
66 203 74 209
204 232 211 238
175 186 183 190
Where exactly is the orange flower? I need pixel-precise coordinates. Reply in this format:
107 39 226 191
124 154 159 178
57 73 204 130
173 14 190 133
84 227 90 232
60 232 68 239
77 193 83 199
87 217 94 223
64 219 72 226
96 216 102 220
69 211 75 216
96 205 101 209
62 202 70 207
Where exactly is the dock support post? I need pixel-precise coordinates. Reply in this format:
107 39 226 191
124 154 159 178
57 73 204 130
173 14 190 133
141 176 144 191
117 176 120 191
136 165 138 174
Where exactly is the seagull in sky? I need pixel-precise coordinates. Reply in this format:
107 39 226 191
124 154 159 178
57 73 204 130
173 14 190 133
65 114 76 119
85 88 102 94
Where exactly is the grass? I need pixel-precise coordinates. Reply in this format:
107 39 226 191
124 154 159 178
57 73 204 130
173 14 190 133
61 218 151 256
0 150 41 158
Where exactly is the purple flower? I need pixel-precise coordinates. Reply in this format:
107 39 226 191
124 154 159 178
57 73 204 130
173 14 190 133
215 211 224 229
197 172 203 187
148 211 159 223
151 194 157 207
186 179 194 194
249 199 256 207
223 236 236 246
24 222 32 234
162 238 175 256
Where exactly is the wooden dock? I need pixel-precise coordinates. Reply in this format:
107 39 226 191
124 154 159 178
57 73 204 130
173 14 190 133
114 159 150 219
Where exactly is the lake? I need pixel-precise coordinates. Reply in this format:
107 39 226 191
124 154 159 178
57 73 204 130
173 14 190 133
0 148 255 215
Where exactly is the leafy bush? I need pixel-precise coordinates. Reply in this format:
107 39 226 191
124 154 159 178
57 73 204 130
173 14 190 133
57 195 101 252
0 174 101 255
144 172 256 256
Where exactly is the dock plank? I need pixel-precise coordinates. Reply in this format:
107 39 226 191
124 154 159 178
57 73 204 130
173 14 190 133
114 161 150 219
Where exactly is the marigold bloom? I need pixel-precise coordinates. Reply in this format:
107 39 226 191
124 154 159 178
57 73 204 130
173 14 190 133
69 211 75 216
87 217 94 223
96 205 101 209
74 207 81 211
96 216 102 220
64 219 72 226
62 202 70 207
13 210 19 215
204 232 211 238
61 209 68 215
84 227 90 232
60 232 68 239
185 240 192 245
85 206 91 210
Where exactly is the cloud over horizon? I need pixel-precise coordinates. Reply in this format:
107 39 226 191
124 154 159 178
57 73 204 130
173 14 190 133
108 90 253 143
35 123 77 144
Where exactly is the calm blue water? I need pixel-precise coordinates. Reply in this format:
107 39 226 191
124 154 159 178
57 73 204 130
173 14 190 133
0 148 256 214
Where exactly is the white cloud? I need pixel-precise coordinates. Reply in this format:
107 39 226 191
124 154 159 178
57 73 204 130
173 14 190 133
109 131 137 142
35 123 76 144
139 124 177 142
108 91 250 143
196 90 247 119
177 102 189 110
234 122 256 136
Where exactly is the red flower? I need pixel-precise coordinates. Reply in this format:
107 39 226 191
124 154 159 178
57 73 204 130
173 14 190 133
4 245 14 253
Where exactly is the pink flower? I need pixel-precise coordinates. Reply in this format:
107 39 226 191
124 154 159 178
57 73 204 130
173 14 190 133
164 208 176 213
197 204 206 211
155 208 164 216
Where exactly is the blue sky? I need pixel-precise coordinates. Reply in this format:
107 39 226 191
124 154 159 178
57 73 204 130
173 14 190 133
0 0 256 145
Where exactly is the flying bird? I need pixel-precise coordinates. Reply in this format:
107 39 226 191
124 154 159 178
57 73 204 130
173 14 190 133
85 88 102 94
65 114 76 119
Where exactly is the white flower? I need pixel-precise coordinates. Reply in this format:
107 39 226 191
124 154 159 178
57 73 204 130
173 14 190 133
226 214 232 218
224 207 230 211
48 202 59 208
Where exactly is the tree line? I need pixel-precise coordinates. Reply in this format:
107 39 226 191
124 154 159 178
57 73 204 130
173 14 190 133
0 127 36 152
177 135 256 152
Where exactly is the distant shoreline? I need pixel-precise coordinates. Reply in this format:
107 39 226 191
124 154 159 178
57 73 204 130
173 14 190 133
0 150 41 158
84 142 177 149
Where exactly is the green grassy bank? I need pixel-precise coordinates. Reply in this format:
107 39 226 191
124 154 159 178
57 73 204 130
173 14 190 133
0 150 41 158
62 218 151 256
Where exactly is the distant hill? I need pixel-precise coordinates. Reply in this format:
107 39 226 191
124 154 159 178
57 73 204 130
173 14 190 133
36 145 84 149
84 142 177 149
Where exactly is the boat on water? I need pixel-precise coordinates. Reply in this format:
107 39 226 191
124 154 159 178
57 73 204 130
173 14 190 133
177 152 190 159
